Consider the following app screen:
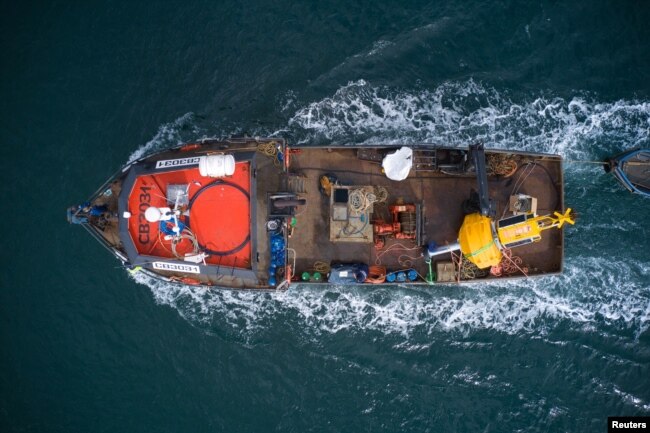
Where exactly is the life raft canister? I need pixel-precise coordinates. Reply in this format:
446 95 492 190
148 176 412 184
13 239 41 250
198 154 236 178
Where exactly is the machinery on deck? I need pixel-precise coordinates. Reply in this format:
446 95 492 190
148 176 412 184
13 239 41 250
372 203 423 249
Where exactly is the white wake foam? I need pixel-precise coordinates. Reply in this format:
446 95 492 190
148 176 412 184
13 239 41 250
130 253 649 339
127 112 200 163
288 79 650 161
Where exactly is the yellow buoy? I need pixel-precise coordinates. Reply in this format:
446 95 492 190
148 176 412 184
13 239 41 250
458 213 502 269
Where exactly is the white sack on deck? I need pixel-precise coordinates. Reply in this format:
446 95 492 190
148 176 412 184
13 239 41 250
382 146 413 181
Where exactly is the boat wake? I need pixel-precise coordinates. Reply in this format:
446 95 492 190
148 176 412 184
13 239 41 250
127 112 203 163
287 79 650 161
131 253 649 340
128 79 650 341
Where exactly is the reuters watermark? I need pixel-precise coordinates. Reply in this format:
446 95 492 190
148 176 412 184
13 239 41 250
608 417 650 432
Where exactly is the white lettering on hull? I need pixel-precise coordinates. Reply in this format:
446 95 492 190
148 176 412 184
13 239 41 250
152 262 201 273
155 157 201 169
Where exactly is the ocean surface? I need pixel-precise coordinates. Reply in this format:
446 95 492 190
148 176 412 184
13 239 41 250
2 1 650 432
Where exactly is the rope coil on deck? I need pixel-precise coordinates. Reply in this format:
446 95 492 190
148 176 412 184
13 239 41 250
313 261 331 274
365 266 387 284
257 141 281 166
171 229 201 260
489 248 529 277
348 186 388 215
487 153 518 177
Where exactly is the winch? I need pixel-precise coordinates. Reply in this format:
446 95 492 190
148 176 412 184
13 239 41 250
373 203 422 249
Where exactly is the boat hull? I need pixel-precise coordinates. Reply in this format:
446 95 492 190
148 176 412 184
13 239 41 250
69 138 568 290
606 148 650 197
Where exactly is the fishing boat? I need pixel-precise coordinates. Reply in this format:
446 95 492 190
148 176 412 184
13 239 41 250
67 137 575 290
604 148 650 197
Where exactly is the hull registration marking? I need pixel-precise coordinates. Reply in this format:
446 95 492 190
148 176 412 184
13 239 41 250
155 157 201 169
152 262 201 273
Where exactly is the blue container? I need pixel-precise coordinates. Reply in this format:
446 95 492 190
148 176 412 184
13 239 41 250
269 234 286 286
269 264 277 286
270 234 286 267
386 273 396 283
328 263 369 284
407 269 418 281
396 271 407 282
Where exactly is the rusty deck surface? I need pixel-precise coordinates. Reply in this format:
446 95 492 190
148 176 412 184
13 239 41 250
285 147 563 282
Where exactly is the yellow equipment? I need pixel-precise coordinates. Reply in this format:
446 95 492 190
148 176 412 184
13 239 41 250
458 213 502 269
319 175 333 196
497 208 575 249
459 209 575 269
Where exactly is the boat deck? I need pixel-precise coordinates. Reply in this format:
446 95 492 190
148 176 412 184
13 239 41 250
127 164 252 268
79 140 565 288
284 147 563 282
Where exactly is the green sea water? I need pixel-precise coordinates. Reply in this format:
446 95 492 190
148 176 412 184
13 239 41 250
1 1 650 432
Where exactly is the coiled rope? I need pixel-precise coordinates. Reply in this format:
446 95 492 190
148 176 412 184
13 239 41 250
313 261 331 274
487 153 518 177
489 248 529 277
257 141 280 166
170 228 201 260
348 186 388 215
365 265 387 284
374 186 388 203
